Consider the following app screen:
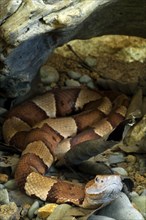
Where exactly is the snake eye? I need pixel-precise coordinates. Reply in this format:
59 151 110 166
95 177 99 182
95 177 104 183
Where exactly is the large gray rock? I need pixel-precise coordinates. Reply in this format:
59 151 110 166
0 0 146 97
98 192 145 220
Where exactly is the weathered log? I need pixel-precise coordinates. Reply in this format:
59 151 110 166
0 0 146 97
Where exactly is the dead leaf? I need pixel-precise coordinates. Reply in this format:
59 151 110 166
63 139 117 166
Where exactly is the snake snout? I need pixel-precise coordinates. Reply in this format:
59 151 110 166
84 175 123 207
86 175 123 195
95 174 123 195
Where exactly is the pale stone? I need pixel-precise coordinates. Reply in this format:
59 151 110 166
40 66 59 84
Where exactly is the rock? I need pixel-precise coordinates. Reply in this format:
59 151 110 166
40 66 59 84
139 157 146 174
79 75 92 83
130 191 139 198
126 155 137 163
0 202 18 220
0 107 7 115
67 70 81 79
87 81 96 89
0 189 9 204
85 56 97 67
0 184 5 189
0 174 8 184
28 200 40 219
131 194 146 218
9 190 35 206
20 203 31 219
65 79 81 87
46 204 72 220
108 152 125 164
141 189 146 196
43 85 52 91
112 167 128 176
37 203 58 219
98 192 145 220
0 154 19 170
88 215 116 220
4 179 17 190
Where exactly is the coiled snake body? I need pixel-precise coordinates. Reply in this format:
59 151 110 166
3 87 129 209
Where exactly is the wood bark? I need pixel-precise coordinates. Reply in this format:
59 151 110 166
0 0 146 97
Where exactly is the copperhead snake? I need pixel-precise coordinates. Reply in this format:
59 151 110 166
2 87 129 209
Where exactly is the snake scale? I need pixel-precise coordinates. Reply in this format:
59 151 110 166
2 87 129 209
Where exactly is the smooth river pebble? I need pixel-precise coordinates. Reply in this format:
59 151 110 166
65 79 81 87
67 70 81 79
4 179 17 190
0 189 9 204
112 167 128 176
40 66 59 84
28 200 40 219
85 56 97 67
79 75 92 83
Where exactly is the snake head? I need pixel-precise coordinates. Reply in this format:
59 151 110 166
85 175 123 207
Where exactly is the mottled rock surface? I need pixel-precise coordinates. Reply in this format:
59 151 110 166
0 0 146 97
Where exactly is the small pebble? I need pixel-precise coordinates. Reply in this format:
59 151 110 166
112 167 128 176
85 56 97 67
141 189 146 196
131 194 146 218
37 203 58 219
21 204 31 218
43 86 52 91
65 79 81 87
135 172 145 182
0 202 18 220
0 184 5 189
67 70 81 79
87 80 96 89
0 107 7 115
130 191 139 198
108 152 125 164
126 155 137 163
0 155 19 171
79 75 92 83
0 173 8 184
139 158 146 174
28 200 40 219
126 166 133 172
0 189 9 204
40 65 59 84
4 179 17 190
